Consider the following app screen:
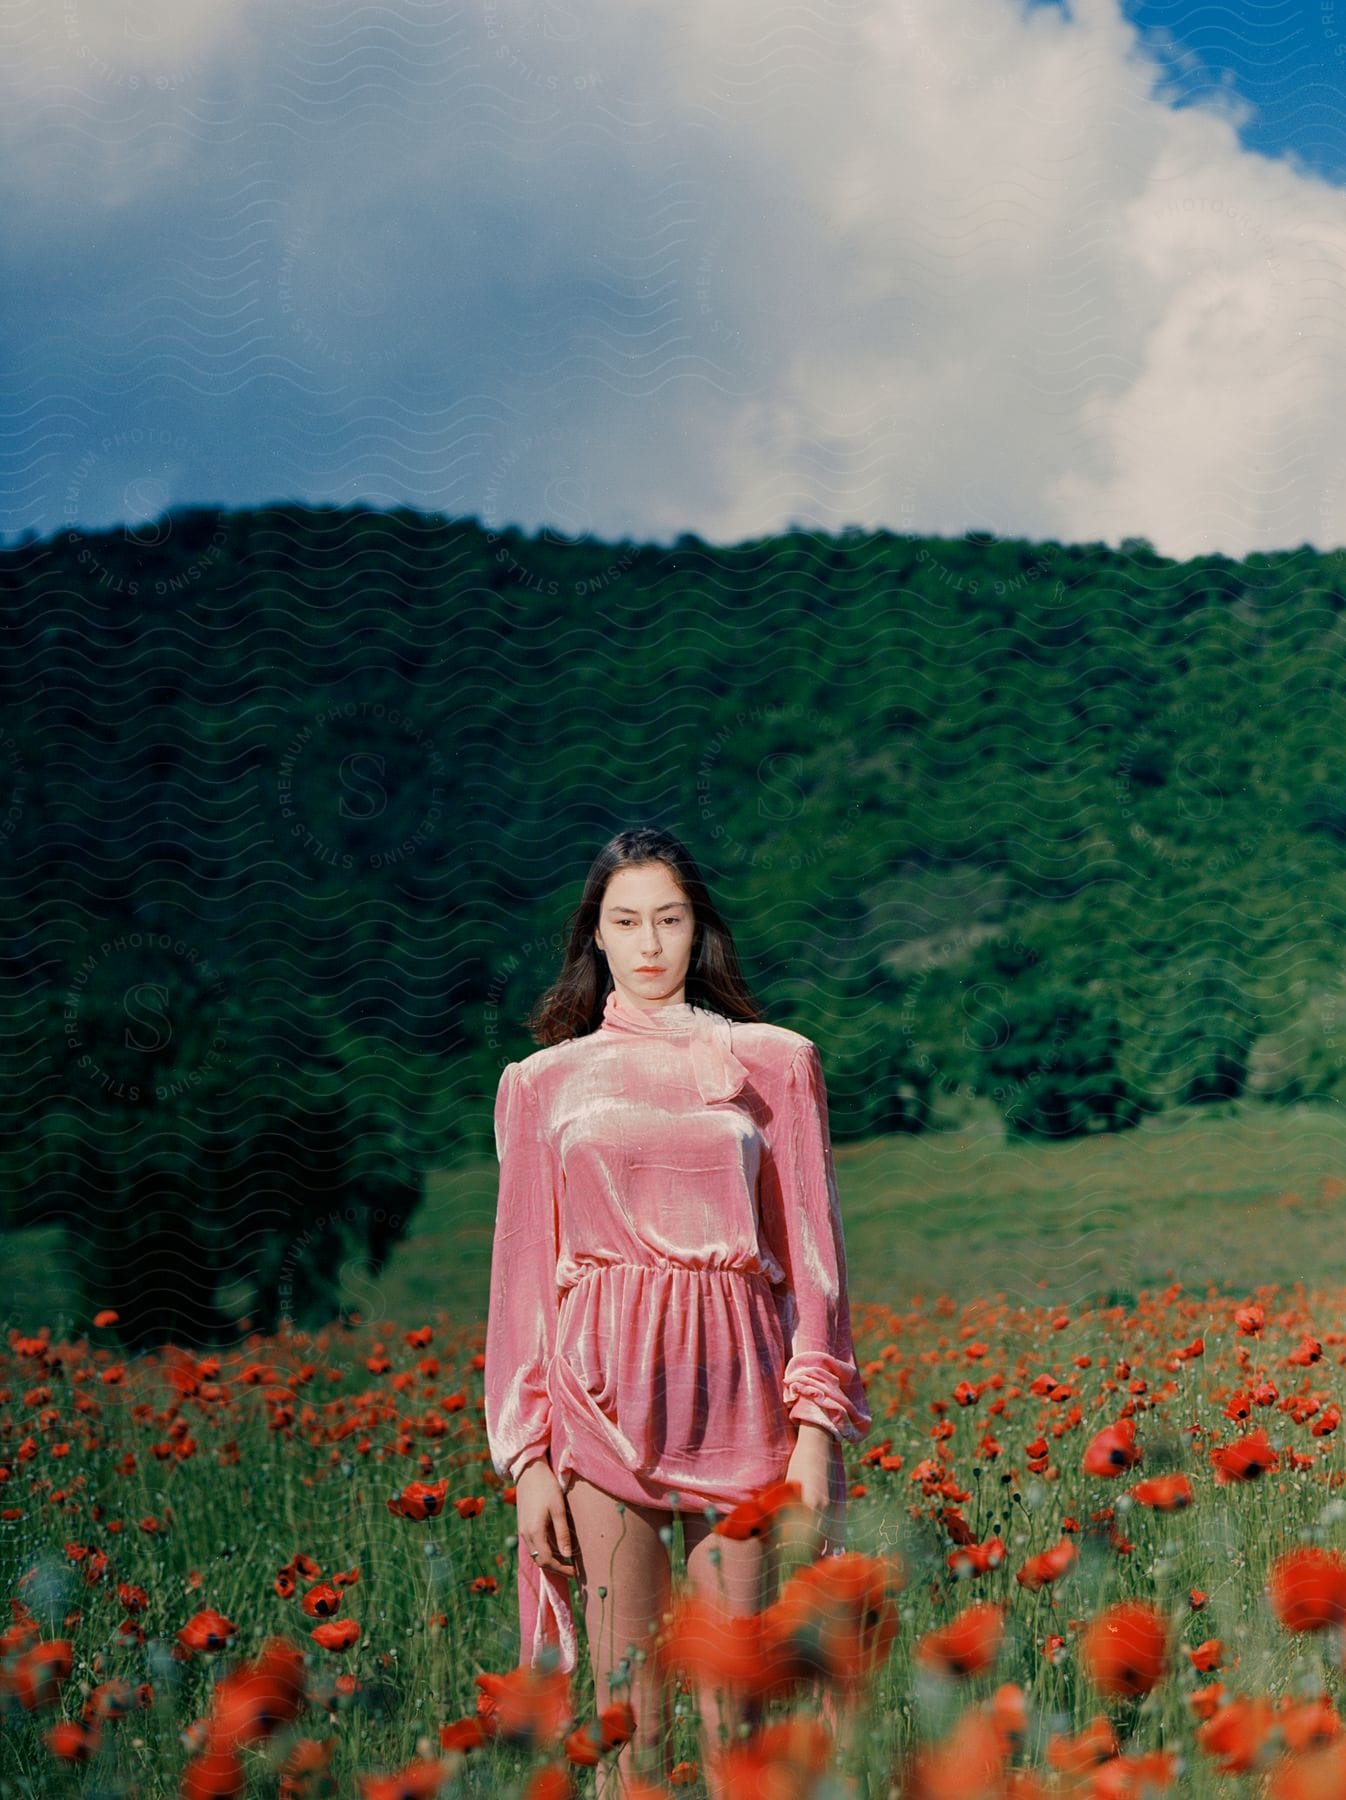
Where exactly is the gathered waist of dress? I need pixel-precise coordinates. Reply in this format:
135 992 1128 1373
559 1257 782 1291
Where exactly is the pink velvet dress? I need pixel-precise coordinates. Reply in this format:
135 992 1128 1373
483 985 872 1672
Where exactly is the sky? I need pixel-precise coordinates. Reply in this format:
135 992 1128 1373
2 0 1344 563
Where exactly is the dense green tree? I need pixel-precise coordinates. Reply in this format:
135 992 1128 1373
977 984 1151 1140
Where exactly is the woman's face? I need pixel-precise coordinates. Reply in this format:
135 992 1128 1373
593 862 696 1009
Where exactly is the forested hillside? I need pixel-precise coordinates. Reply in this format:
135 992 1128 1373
3 504 1345 1341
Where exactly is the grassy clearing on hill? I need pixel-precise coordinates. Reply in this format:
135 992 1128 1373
396 1097 1346 1339
6 1098 1346 1344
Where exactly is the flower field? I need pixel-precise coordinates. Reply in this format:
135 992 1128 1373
8 1253 1346 1797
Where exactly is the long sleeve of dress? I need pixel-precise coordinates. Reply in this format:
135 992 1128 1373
762 1041 871 1445
484 1061 562 1485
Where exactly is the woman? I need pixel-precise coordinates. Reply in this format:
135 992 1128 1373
484 826 871 1794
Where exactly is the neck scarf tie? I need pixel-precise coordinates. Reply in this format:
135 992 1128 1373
598 986 749 1104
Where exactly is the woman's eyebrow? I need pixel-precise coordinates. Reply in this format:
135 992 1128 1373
606 901 690 913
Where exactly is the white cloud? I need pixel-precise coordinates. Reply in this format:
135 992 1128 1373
8 0 254 80
2 0 1344 558
646 0 1346 557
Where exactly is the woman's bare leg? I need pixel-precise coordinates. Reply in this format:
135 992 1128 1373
566 1475 675 1794
680 1515 777 1799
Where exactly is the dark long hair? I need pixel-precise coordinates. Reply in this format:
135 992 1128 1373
527 827 765 1045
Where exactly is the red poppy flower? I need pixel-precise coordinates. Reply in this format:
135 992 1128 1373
1082 1419 1142 1478
1267 1547 1346 1632
357 1758 455 1800
561 1698 637 1767
1015 1539 1077 1591
1190 1683 1226 1721
940 1507 977 1547
916 1602 1004 1679
85 1677 141 1721
713 1479 805 1540
1046 1716 1118 1775
387 1478 450 1521
178 1611 239 1657
655 1594 782 1699
1080 1601 1168 1697
947 1536 1006 1578
989 1682 1028 1756
1129 1474 1193 1511
208 1638 307 1748
902 1708 1006 1800
1268 1738 1346 1798
1196 1695 1277 1774
596 1701 636 1749
1209 1427 1279 1483
276 1736 334 1798
439 1718 488 1753
8 1639 73 1711
181 1746 247 1800
712 1719 834 1799
301 1583 343 1619
1108 1749 1178 1792
474 1665 574 1748
43 1719 100 1761
763 1551 904 1690
1278 1695 1341 1754
561 1720 604 1768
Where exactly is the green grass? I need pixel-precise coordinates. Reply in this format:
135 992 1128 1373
6 1097 1346 1340
8 1099 1346 1795
413 1094 1346 1330
832 1094 1346 1313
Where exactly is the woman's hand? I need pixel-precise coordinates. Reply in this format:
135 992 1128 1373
514 1458 577 1580
785 1421 840 1551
